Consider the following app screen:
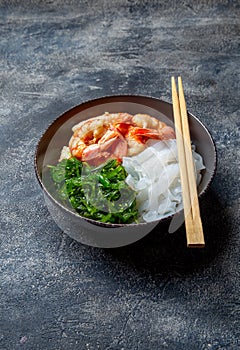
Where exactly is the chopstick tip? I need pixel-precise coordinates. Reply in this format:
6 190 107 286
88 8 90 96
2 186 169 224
178 76 182 84
187 243 205 248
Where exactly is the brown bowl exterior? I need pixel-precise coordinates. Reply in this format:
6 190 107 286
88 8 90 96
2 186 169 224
35 95 216 248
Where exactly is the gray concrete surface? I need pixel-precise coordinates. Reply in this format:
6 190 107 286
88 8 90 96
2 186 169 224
0 1 239 349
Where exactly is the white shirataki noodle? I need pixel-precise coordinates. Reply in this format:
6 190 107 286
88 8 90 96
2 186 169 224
122 139 205 223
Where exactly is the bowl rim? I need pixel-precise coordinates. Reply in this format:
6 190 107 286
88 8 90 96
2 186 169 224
34 94 217 228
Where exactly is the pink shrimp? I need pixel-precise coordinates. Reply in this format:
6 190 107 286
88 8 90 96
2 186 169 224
67 112 175 165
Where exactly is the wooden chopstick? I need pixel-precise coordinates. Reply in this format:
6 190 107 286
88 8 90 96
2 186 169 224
171 76 205 248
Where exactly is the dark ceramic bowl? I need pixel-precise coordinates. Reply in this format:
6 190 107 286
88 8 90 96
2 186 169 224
35 95 216 248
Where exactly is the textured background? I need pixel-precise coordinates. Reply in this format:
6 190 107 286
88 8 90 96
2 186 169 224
0 1 239 349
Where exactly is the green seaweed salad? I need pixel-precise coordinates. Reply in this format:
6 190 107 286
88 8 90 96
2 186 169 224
48 158 139 224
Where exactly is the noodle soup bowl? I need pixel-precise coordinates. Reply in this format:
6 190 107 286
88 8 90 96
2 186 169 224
35 95 216 248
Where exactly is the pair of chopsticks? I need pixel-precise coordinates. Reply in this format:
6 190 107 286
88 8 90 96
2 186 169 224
171 77 205 248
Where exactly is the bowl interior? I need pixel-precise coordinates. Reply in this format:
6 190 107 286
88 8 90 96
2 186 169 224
35 95 216 225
